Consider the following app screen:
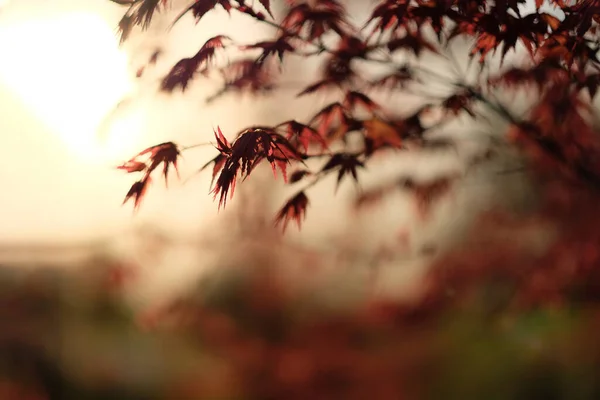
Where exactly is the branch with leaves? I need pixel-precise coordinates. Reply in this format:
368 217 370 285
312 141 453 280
113 0 600 230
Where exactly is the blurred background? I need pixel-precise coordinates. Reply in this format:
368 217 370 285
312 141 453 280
0 0 598 399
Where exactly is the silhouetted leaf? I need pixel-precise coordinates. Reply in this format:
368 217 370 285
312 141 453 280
161 35 231 91
275 191 309 231
123 176 152 210
321 153 365 190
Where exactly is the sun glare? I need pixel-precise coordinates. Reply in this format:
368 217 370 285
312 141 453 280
0 12 141 164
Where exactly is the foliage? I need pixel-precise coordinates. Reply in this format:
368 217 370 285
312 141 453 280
99 1 600 396
111 0 600 231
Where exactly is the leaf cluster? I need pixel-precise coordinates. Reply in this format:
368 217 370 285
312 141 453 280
113 0 600 230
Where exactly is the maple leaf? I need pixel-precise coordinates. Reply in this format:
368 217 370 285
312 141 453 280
275 191 309 231
386 31 439 57
308 102 347 137
370 65 414 89
214 126 231 155
123 176 152 210
366 0 411 36
215 58 276 100
281 0 349 41
211 127 303 208
410 1 460 39
132 141 180 185
199 154 228 188
194 127 231 188
289 169 312 183
321 153 365 191
161 35 231 91
257 0 273 18
117 0 165 42
575 72 600 99
363 117 403 149
240 36 295 63
117 14 135 43
490 59 569 92
171 0 232 27
441 89 478 117
400 176 456 220
211 162 239 209
276 120 327 152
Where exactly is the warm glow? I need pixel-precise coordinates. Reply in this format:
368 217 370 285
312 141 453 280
0 12 141 164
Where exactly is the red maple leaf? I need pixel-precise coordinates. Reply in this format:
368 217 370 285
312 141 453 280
275 191 309 231
276 120 328 152
211 127 303 208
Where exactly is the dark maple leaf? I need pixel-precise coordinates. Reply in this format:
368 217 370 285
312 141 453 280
117 14 135 43
570 0 600 36
275 191 309 231
132 0 163 28
366 0 411 36
410 1 459 39
171 0 232 27
211 162 239 209
161 35 231 91
575 72 600 99
216 58 276 98
281 0 349 41
337 35 373 59
324 55 355 84
199 154 228 188
386 32 439 57
240 35 295 63
466 12 546 64
257 0 273 18
211 127 303 208
117 0 165 42
490 59 569 92
214 126 231 155
441 90 478 117
133 142 180 185
321 153 365 190
299 54 356 95
276 120 327 152
123 176 152 210
289 169 312 183
400 176 456 220
370 65 414 89
194 127 231 188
